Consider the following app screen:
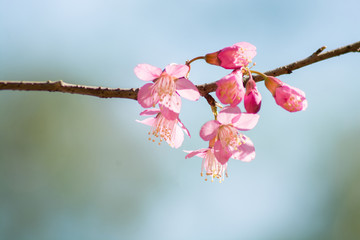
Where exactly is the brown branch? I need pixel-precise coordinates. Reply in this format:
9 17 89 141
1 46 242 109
0 80 139 100
1 41 359 99
251 40 360 82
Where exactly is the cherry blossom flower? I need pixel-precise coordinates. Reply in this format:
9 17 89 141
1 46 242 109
265 76 308 112
205 42 256 69
136 108 190 148
244 77 262 113
185 147 228 182
216 69 245 107
199 106 259 164
135 63 200 119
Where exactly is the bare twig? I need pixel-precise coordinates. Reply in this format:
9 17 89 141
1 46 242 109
1 41 359 99
311 46 327 56
251 41 360 83
0 80 138 100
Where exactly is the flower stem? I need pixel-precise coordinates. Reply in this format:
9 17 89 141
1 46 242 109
186 56 205 66
250 70 268 80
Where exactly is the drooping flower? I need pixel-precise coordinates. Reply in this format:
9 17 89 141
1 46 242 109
244 77 262 113
205 42 256 69
136 108 190 148
216 69 245 107
135 63 200 119
265 76 308 112
199 106 259 164
185 147 227 182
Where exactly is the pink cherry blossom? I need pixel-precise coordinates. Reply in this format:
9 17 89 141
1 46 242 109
199 106 259 164
244 78 262 113
265 76 307 112
216 69 245 107
205 42 257 69
185 147 227 182
135 63 200 118
136 108 190 148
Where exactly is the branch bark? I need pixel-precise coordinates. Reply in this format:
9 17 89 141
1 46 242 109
1 41 359 99
0 80 139 100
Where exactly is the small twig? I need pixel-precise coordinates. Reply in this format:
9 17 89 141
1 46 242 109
311 46 327 56
203 93 216 107
0 41 359 99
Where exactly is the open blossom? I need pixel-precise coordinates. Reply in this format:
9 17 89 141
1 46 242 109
216 69 245 107
135 63 200 119
185 147 227 183
205 42 256 69
244 78 262 113
265 76 308 112
136 108 190 148
200 106 259 164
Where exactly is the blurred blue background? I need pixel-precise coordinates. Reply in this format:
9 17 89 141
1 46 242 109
0 0 360 239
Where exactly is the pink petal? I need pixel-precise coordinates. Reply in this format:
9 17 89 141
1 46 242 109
138 83 158 108
139 108 160 116
159 106 179 120
184 149 208 159
232 113 259 131
175 78 200 101
275 85 307 112
218 42 257 69
234 42 257 59
165 64 189 78
217 106 241 124
214 140 232 165
177 118 190 137
159 94 182 119
136 117 156 127
231 137 256 162
168 124 184 149
215 71 245 106
134 64 162 81
199 120 220 141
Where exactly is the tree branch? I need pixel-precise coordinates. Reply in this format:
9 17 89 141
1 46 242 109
1 41 359 99
0 80 139 100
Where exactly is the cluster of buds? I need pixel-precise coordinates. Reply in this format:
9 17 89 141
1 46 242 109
135 42 307 182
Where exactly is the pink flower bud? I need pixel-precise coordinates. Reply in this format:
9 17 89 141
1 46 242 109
265 76 307 112
244 79 262 113
205 42 256 69
275 84 308 112
216 70 245 107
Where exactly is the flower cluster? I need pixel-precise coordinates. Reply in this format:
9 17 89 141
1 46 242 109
135 42 307 182
135 63 200 148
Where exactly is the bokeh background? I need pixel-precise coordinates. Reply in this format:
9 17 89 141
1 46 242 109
1 0 360 239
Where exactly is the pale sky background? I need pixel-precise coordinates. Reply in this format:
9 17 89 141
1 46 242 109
0 0 360 239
